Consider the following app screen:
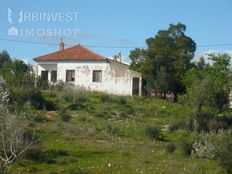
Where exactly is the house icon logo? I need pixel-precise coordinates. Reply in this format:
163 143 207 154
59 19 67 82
8 26 19 36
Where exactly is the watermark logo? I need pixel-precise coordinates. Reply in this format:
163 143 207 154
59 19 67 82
7 8 80 37
7 8 13 24
8 26 19 36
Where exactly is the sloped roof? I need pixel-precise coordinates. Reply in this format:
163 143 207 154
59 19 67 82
33 44 106 62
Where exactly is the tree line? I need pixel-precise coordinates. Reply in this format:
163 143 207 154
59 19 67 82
129 23 231 112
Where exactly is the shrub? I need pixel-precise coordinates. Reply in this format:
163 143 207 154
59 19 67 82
33 113 48 123
119 105 135 118
11 87 30 106
145 125 162 140
117 96 127 105
166 142 176 153
59 109 71 122
214 130 232 173
24 146 45 162
169 119 186 132
29 89 45 109
196 112 215 131
78 115 87 122
208 119 227 131
95 111 112 118
100 94 115 103
67 102 86 110
180 136 195 156
46 149 69 158
191 132 215 159
44 99 57 111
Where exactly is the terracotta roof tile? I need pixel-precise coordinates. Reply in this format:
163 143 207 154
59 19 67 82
33 44 106 62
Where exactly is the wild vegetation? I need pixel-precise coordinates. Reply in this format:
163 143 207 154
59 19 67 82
0 23 232 174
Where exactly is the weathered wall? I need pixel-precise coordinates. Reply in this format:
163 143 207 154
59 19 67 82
36 60 142 96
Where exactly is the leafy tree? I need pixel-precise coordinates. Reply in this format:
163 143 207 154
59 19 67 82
0 50 11 68
129 48 147 71
184 74 214 116
0 59 32 88
129 23 196 101
208 53 231 110
184 54 231 113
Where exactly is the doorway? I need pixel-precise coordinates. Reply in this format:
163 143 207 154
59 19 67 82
132 78 139 96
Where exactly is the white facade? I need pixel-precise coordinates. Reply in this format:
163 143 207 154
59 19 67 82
35 60 142 96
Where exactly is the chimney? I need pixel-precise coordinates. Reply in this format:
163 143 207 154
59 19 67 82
117 52 122 62
113 52 122 62
59 38 64 50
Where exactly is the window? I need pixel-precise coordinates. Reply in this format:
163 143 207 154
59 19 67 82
66 70 75 82
93 70 102 82
51 71 57 82
41 71 48 81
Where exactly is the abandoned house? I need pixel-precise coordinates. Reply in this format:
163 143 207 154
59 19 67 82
33 40 142 96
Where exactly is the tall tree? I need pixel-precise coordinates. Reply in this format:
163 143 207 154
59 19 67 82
129 23 196 101
129 48 147 71
0 50 11 68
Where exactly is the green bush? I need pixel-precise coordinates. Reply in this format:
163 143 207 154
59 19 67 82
44 99 57 111
166 142 176 153
180 136 194 156
24 145 45 162
214 131 232 173
119 105 135 118
59 109 71 122
117 96 127 105
67 102 86 110
208 119 227 131
11 87 30 106
100 94 115 103
145 125 162 140
208 115 232 131
29 89 45 109
169 119 186 132
77 115 87 122
33 113 48 123
185 112 232 132
46 149 69 158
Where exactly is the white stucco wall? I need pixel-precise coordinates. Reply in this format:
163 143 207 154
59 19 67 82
36 60 142 96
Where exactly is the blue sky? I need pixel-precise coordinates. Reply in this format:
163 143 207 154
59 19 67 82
0 0 232 64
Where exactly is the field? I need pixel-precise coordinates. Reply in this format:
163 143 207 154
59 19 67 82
10 91 226 174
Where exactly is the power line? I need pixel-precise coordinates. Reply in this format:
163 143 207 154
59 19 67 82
1 38 232 49
197 43 232 47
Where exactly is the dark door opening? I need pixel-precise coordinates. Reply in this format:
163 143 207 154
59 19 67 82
51 71 57 82
132 78 139 96
41 71 48 81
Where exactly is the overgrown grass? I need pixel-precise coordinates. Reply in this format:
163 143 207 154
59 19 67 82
10 90 227 174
